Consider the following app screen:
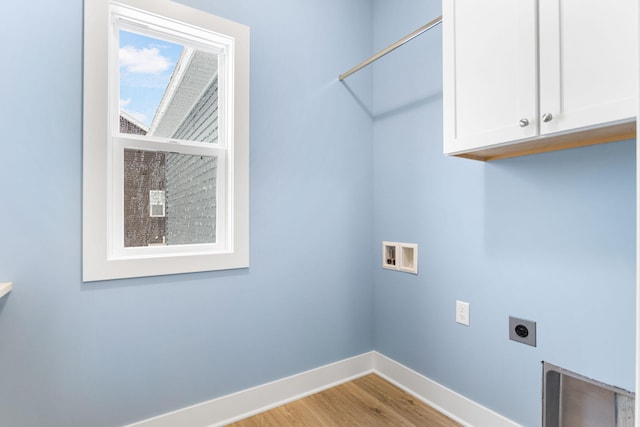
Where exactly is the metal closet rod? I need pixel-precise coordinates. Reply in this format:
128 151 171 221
339 15 443 81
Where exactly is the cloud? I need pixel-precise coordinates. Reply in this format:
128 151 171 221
128 111 148 124
119 100 148 125
119 46 171 74
122 109 149 126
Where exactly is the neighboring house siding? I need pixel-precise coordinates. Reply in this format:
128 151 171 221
165 74 219 245
149 50 218 141
172 76 219 144
123 149 167 247
165 153 217 245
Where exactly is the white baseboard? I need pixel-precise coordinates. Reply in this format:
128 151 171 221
127 351 520 427
126 352 374 427
372 352 521 427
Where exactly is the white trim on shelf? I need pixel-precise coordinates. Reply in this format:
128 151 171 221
635 9 639 424
634 8 640 427
0 282 12 299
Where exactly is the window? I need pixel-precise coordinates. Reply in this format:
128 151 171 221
83 0 249 281
149 190 166 218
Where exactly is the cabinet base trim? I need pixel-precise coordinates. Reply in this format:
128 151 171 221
449 120 636 161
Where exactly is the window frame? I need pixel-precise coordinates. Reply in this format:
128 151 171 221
83 0 250 282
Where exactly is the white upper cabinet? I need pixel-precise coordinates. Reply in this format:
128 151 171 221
443 0 637 161
538 0 636 135
443 0 538 154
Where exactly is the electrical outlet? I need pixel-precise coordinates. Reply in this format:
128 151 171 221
509 316 536 347
456 300 470 326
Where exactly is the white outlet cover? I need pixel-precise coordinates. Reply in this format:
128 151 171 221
456 300 470 326
382 241 418 274
382 242 399 271
398 243 418 274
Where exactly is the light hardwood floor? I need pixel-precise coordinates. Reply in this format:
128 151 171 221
226 373 463 426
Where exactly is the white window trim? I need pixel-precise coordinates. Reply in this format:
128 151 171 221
83 0 249 282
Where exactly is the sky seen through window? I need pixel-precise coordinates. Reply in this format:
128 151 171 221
119 30 183 128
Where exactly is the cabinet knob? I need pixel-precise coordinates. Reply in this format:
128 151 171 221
542 113 553 123
519 118 529 128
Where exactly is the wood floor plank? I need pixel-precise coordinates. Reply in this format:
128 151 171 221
351 375 458 427
226 374 462 426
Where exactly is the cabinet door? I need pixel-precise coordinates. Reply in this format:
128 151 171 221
539 0 637 136
443 0 538 155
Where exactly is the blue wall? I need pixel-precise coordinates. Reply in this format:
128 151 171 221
372 0 636 426
0 1 373 426
0 1 635 426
